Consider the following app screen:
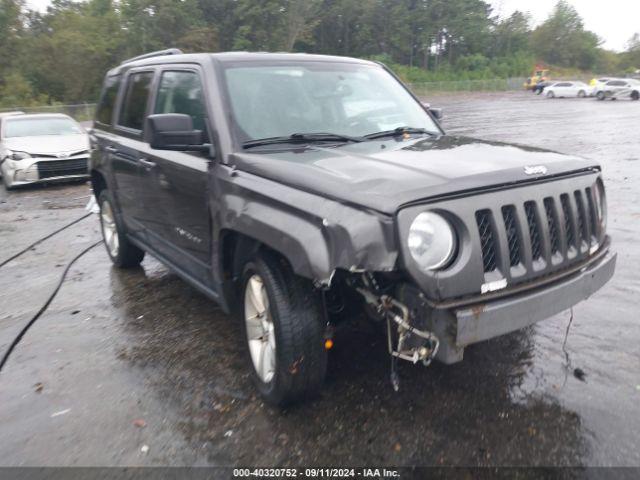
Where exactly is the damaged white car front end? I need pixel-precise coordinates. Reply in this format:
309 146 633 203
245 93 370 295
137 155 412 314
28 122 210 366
0 114 90 189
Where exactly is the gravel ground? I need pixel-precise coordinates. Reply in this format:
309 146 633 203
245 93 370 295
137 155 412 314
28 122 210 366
0 91 638 467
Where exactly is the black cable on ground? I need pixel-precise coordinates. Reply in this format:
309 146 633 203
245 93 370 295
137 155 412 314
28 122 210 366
0 212 93 269
0 239 102 373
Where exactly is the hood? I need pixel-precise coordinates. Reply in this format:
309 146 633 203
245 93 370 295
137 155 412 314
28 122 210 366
231 135 598 215
3 134 89 156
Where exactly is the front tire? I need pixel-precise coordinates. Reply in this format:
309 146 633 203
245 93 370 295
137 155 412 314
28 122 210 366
240 251 327 406
631 91 639 101
2 175 14 190
98 190 144 268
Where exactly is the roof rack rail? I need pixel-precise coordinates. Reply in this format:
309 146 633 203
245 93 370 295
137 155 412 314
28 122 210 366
121 48 183 66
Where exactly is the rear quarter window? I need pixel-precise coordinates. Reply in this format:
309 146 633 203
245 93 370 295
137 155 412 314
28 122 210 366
95 75 121 126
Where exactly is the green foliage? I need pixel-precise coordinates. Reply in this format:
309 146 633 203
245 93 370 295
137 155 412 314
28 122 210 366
618 33 640 72
0 72 49 108
0 0 636 107
0 0 24 77
531 1 601 71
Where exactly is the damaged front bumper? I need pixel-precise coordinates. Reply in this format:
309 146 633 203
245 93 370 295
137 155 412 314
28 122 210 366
422 247 617 364
1 157 89 188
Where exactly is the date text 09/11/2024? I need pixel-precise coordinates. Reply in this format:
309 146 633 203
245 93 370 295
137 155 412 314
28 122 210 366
232 468 400 478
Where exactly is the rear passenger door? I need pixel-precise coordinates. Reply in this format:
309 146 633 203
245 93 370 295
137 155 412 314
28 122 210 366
139 67 212 284
111 69 156 238
607 80 625 95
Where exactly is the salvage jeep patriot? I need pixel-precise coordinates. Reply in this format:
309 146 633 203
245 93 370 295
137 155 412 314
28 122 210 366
90 50 616 405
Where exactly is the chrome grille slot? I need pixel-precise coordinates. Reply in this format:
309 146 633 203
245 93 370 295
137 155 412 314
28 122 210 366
502 205 521 267
585 187 598 241
476 209 497 272
574 190 588 247
524 201 542 261
561 193 576 250
544 197 561 255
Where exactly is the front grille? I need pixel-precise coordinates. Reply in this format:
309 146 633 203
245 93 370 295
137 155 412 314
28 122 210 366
475 185 602 277
37 158 88 179
476 210 497 272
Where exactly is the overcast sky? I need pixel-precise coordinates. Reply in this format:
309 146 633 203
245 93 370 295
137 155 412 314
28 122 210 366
25 0 640 52
490 0 638 51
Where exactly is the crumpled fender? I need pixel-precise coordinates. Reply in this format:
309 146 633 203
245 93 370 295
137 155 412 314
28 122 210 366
217 166 398 285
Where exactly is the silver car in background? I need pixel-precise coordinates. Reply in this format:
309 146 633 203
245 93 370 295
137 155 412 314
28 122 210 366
0 113 90 189
595 79 640 101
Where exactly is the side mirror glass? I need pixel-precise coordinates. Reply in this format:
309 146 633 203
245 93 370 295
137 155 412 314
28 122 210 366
145 114 208 152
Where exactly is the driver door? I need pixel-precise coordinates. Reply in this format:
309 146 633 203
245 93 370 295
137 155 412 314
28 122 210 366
138 67 213 285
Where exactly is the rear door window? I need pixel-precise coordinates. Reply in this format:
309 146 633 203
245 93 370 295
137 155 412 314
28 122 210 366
95 76 121 126
154 70 208 133
118 71 154 131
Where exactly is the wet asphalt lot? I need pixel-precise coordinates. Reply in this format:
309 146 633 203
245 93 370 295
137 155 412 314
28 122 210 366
0 91 639 468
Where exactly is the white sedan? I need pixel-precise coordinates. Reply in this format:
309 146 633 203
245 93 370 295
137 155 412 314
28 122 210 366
545 81 592 98
0 113 90 189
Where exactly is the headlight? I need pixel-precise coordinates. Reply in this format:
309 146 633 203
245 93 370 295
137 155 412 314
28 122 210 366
7 150 31 161
407 212 457 271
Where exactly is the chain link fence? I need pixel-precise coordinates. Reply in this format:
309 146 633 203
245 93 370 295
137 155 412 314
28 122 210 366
408 77 527 95
0 103 96 122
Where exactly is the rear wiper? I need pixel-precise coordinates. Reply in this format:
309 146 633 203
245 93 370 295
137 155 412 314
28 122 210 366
364 126 436 140
243 132 365 149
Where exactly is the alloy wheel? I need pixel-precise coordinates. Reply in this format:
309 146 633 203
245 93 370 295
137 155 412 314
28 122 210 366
244 274 276 383
101 200 119 258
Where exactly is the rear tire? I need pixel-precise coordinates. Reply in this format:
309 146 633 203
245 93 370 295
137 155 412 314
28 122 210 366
596 91 605 101
632 91 639 101
547 91 555 98
578 90 586 98
239 250 327 406
98 190 144 268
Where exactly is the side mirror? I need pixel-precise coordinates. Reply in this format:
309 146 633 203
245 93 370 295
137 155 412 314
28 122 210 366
145 114 208 152
421 102 443 121
429 107 443 120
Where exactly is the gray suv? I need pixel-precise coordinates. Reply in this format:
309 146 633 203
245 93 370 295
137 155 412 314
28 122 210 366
90 49 616 405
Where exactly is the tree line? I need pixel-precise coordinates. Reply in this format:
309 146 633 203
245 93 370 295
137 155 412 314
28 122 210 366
1 0 639 107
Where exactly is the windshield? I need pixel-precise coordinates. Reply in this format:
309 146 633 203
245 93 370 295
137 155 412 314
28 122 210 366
3 117 83 138
223 62 440 144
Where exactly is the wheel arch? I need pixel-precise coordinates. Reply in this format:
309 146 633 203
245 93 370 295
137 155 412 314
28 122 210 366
218 229 319 311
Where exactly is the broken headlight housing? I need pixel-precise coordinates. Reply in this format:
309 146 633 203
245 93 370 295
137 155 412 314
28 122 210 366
407 212 457 271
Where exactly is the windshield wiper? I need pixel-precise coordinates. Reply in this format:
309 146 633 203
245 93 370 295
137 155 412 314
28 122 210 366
242 132 364 149
364 126 436 140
